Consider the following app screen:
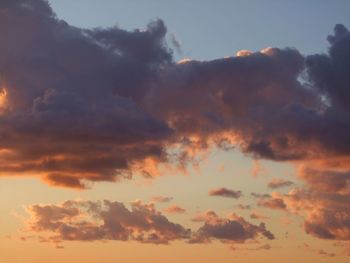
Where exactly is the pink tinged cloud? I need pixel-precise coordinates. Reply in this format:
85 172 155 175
163 205 186 214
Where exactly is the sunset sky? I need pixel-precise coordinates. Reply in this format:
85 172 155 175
1 1 350 262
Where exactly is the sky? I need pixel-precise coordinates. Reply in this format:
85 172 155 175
1 1 350 262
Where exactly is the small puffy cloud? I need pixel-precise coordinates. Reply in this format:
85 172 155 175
251 193 271 199
250 211 269 220
163 205 186 214
208 188 242 199
151 196 173 203
257 193 287 210
318 249 336 257
236 204 252 210
267 179 294 189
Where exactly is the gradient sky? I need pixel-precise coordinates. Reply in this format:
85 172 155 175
1 1 350 262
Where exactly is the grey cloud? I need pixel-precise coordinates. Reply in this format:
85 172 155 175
208 187 242 199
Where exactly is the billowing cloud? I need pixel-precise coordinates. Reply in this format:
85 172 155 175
0 0 174 188
267 179 294 189
1 0 350 203
0 0 350 188
208 188 242 199
3 1 350 258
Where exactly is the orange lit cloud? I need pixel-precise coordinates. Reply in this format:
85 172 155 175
163 205 186 214
267 178 294 189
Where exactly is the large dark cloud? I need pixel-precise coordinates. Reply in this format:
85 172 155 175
1 0 350 196
0 0 173 187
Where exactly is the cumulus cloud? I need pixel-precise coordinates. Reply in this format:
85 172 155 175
1 0 350 207
258 195 287 210
24 199 190 244
0 0 175 188
208 187 242 199
190 211 274 244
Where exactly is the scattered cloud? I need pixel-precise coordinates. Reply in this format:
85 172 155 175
163 205 186 214
151 196 173 203
250 211 269 220
267 179 294 189
208 188 242 199
190 211 274 244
